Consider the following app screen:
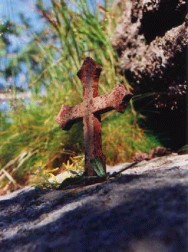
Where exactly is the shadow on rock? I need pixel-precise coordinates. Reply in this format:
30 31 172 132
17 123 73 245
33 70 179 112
0 171 187 252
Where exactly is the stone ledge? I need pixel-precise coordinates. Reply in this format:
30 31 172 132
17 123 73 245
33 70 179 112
0 154 187 252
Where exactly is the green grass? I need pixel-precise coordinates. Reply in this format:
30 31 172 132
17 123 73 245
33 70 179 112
0 0 160 193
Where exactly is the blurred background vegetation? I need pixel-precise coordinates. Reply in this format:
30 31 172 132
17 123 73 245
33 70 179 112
0 0 161 194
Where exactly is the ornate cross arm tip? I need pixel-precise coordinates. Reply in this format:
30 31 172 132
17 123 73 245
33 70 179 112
77 57 102 83
92 84 133 115
109 84 133 112
55 105 80 130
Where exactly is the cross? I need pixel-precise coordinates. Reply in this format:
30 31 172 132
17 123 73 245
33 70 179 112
56 57 133 177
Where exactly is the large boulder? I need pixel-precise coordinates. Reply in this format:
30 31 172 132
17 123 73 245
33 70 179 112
112 0 187 148
0 154 187 252
112 0 187 110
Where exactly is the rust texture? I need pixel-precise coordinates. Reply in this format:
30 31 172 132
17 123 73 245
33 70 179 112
56 57 133 177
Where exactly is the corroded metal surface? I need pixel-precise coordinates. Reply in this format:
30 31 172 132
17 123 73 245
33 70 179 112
56 57 133 176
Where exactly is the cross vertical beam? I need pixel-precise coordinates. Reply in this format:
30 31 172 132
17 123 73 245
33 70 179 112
77 58 106 176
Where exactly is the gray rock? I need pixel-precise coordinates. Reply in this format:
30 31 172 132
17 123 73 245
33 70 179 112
112 0 187 110
0 154 187 252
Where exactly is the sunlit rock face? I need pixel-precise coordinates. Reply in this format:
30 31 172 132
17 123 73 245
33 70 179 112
0 154 187 252
112 0 187 148
112 0 187 109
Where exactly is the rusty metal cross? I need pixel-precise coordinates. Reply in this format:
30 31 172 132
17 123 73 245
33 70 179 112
56 57 132 177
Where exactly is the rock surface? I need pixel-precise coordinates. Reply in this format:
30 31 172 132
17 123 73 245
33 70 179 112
112 0 187 148
112 0 187 110
0 154 188 252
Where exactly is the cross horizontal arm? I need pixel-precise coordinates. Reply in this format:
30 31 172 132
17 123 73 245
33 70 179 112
56 84 132 130
56 103 85 130
93 84 132 114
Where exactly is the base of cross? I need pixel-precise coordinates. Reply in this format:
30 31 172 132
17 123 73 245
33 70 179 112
58 175 107 190
56 57 133 178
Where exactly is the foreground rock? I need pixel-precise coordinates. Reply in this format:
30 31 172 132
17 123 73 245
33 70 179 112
0 154 187 252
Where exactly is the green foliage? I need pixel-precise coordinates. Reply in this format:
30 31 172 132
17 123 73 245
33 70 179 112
30 155 84 188
90 158 106 177
177 145 188 154
102 109 160 163
0 0 160 193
